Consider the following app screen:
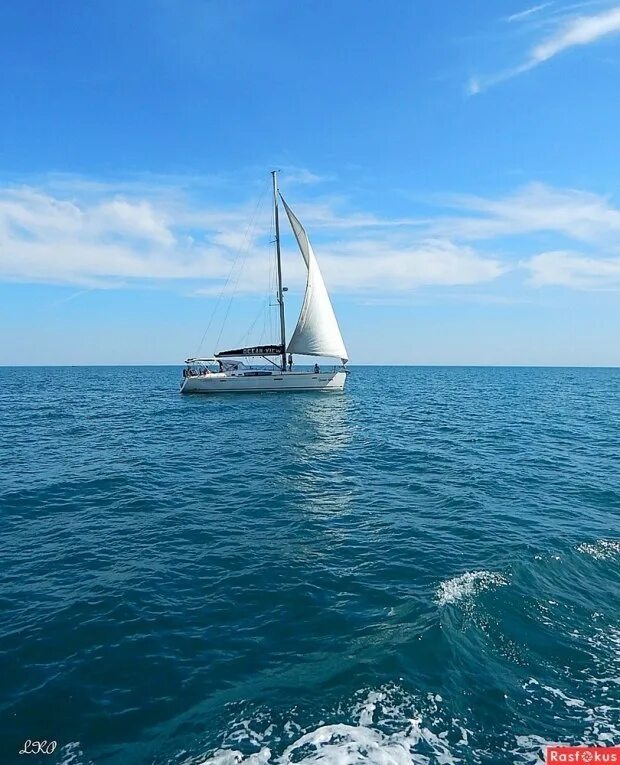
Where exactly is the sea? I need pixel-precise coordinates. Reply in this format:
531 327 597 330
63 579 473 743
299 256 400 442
1 365 619 765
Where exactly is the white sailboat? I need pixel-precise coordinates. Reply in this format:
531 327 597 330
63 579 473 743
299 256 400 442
180 172 349 394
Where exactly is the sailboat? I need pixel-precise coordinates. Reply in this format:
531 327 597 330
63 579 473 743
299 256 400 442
180 171 349 393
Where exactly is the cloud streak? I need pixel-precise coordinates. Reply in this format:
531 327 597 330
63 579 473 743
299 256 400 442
435 182 620 243
471 4 620 92
524 250 620 287
528 5 620 63
505 3 555 24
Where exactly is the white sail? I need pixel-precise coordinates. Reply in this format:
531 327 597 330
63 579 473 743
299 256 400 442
280 196 348 362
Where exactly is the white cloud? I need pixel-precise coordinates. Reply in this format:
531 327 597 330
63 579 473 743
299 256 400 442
93 199 174 245
321 239 504 290
5 175 620 294
428 182 620 289
0 185 241 287
435 182 620 243
506 3 555 23
471 4 620 92
279 167 333 186
0 180 502 293
467 77 481 96
529 5 620 64
524 250 620 288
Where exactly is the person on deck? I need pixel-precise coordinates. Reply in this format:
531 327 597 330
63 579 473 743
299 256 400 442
314 363 320 374
288 354 293 372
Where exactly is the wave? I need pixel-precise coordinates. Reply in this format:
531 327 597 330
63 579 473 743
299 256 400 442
435 570 509 606
173 675 618 765
56 658 620 765
54 551 620 765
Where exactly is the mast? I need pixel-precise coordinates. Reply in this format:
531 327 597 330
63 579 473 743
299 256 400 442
272 170 287 372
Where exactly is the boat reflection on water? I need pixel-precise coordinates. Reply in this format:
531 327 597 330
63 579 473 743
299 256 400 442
281 384 357 527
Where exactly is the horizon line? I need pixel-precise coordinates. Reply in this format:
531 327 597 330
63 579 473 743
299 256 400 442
2 363 619 370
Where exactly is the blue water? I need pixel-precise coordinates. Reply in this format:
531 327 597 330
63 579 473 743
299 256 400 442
1 366 619 765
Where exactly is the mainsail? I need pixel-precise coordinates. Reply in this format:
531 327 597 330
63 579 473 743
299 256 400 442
280 196 348 362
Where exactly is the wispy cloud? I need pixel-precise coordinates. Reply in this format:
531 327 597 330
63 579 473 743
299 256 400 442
320 239 504 290
435 182 620 289
3 174 620 294
528 5 620 64
524 250 620 287
505 3 555 24
434 182 620 243
0 176 502 294
471 4 620 92
278 167 334 186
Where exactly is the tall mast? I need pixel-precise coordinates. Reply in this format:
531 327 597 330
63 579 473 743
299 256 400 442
272 170 287 372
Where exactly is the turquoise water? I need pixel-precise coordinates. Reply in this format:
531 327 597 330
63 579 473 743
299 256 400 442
1 366 619 765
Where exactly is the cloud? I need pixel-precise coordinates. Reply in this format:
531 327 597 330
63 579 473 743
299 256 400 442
279 167 333 186
321 238 505 290
4 175 620 294
434 182 620 243
0 185 246 287
524 250 620 288
427 182 620 289
505 3 555 23
529 5 620 64
0 179 502 293
471 4 620 92
467 77 481 96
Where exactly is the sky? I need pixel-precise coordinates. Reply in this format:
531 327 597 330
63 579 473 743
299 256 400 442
2 0 620 366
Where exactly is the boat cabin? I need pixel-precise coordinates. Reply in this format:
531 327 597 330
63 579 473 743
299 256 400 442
183 357 257 378
183 358 222 377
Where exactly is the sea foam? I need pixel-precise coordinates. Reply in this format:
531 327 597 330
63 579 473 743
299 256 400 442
182 688 466 765
435 570 509 606
576 539 620 561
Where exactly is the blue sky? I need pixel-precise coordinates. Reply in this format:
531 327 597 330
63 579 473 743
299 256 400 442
2 0 620 365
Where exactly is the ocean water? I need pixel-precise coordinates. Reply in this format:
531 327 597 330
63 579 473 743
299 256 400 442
1 365 619 765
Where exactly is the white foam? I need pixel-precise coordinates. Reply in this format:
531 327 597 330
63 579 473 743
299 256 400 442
354 690 385 726
185 688 466 765
196 722 458 765
511 734 557 763
57 742 94 765
435 570 508 606
521 623 620 749
577 540 620 560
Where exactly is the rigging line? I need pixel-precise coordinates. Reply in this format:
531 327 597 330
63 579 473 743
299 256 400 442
215 190 267 350
260 294 273 345
237 189 278 347
214 181 268 351
258 290 268 345
238 289 271 346
195 179 268 355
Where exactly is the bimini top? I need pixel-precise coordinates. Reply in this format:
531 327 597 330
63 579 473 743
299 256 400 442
185 357 219 364
215 344 284 358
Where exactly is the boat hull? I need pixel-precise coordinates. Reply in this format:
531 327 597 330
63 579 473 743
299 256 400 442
180 370 347 394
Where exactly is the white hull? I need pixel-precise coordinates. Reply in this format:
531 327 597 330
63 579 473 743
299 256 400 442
180 369 347 394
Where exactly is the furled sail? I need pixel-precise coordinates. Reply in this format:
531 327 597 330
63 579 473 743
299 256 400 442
280 196 348 362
